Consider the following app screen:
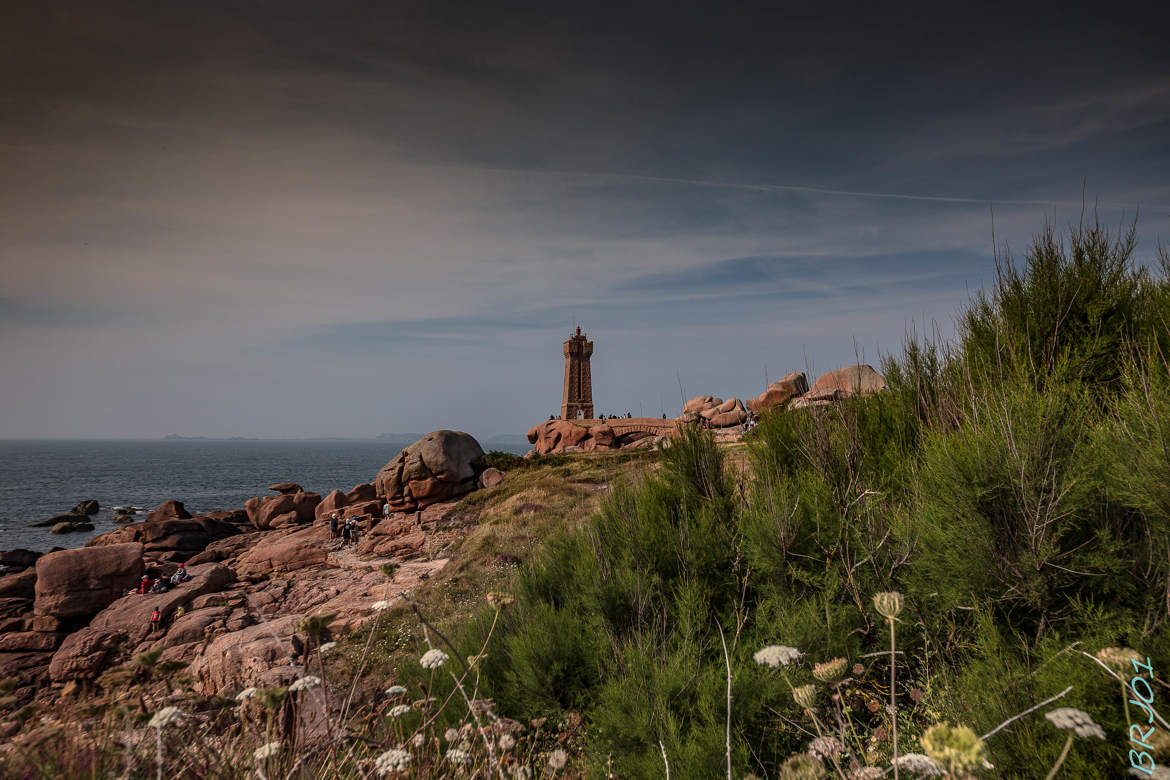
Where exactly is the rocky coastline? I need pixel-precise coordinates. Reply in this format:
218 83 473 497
0 429 495 736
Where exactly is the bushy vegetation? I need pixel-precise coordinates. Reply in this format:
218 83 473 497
469 218 1170 777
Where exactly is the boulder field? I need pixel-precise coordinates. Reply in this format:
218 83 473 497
0 430 493 704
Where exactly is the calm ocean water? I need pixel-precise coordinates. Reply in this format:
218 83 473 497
0 439 526 554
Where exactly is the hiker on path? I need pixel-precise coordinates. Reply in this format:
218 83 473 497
330 512 340 539
383 502 391 519
341 517 351 544
349 515 360 545
150 606 161 633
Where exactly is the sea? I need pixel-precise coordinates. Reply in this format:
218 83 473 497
0 438 528 554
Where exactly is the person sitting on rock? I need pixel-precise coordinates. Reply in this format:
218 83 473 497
170 563 191 586
149 577 169 594
150 607 161 633
138 575 152 595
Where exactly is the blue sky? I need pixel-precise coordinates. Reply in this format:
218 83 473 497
1 1 1168 439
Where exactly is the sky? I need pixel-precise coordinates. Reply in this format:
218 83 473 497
2 0 1169 440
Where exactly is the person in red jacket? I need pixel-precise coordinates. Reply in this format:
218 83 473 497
138 575 152 595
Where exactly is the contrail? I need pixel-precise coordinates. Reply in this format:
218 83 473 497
446 163 1169 211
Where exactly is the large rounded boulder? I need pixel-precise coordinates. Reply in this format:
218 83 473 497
809 364 886 397
34 543 144 619
376 430 484 511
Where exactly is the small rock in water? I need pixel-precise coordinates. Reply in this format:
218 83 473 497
51 521 95 534
112 513 135 524
71 500 100 516
112 506 139 515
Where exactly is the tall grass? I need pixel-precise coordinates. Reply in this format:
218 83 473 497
471 216 1170 777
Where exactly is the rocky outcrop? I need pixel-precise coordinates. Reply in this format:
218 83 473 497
268 482 303 495
49 562 235 682
244 491 321 531
745 372 809 412
809 364 886 397
86 514 243 560
234 526 331 579
681 396 748 428
527 418 674 455
0 549 42 571
314 483 378 524
376 431 484 511
147 500 192 524
71 500 99 516
33 544 144 620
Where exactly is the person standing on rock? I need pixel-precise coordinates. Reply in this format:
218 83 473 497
330 512 340 539
382 501 390 520
150 606 161 633
341 516 351 545
349 515 360 545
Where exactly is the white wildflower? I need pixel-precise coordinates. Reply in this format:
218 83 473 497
849 769 884 780
512 766 533 780
372 600 392 611
318 641 337 653
387 704 411 718
547 748 568 770
147 706 183 729
235 687 258 702
289 675 321 692
446 748 471 764
753 645 802 668
385 684 408 697
411 733 425 748
498 733 516 751
373 748 412 774
892 753 945 776
1045 707 1106 739
420 648 449 669
444 727 459 742
253 741 280 761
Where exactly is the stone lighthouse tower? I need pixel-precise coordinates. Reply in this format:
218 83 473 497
561 326 594 420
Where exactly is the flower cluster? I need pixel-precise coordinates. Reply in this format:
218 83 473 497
753 645 802 668
420 648 449 669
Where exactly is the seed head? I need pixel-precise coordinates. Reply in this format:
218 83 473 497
387 704 411 718
1045 707 1106 739
892 753 945 776
487 592 515 607
807 735 844 759
873 591 903 620
812 657 848 684
547 748 568 770
253 742 280 761
920 723 987 773
793 684 817 709
1096 647 1143 675
385 684 407 698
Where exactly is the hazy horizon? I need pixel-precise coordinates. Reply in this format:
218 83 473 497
3 1 1169 439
